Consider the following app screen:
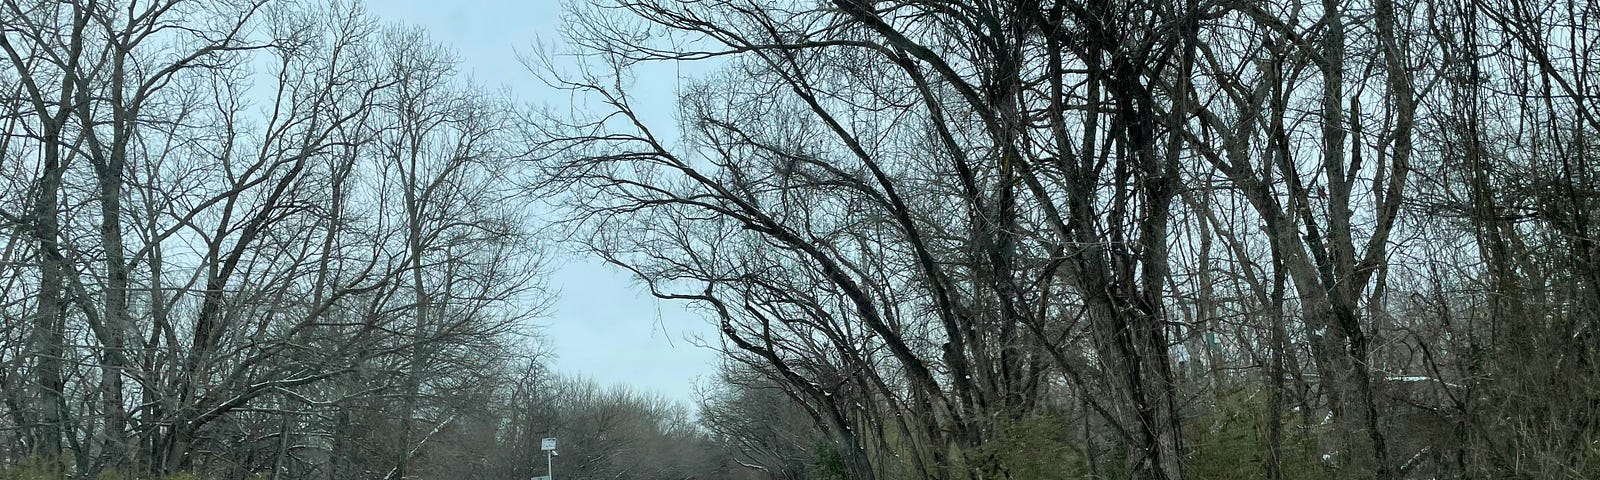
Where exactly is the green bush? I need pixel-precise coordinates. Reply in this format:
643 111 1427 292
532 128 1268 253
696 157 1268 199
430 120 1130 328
1185 386 1326 479
966 412 1083 479
1 455 67 480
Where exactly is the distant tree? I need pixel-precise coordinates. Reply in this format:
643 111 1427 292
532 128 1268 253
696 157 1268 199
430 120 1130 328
504 375 736 480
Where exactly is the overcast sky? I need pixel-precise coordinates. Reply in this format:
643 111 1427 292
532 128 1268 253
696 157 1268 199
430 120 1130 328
365 0 722 406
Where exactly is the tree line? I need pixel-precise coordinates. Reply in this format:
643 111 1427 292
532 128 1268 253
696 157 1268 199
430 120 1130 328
3 0 1599 479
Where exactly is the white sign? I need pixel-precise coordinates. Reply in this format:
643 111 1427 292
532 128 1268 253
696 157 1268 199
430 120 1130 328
541 437 557 450
532 476 551 480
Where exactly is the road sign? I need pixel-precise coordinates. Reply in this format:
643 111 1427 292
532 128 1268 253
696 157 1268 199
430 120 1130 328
532 476 551 480
541 437 557 450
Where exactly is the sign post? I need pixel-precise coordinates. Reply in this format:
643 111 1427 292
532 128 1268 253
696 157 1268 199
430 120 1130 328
540 437 557 480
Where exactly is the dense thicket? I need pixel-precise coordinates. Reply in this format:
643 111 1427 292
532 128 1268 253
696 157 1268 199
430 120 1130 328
537 0 1600 478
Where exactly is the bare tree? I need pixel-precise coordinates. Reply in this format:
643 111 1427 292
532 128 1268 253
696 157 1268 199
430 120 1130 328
0 1 546 478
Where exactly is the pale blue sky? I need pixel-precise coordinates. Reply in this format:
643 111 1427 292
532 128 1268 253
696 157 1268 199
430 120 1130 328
365 0 721 405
